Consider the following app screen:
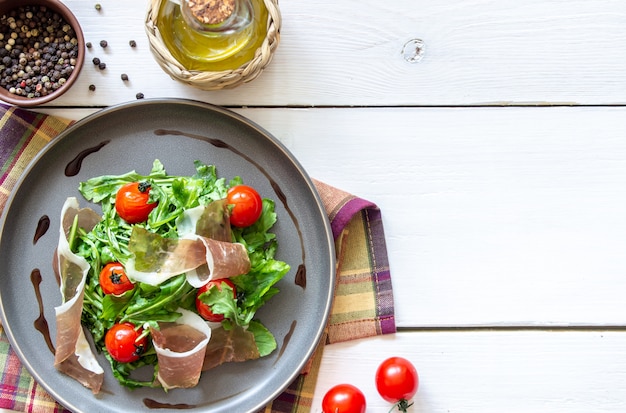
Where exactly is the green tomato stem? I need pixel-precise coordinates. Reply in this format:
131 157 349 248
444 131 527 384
388 399 414 413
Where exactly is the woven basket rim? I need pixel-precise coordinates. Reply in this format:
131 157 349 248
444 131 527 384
145 0 281 90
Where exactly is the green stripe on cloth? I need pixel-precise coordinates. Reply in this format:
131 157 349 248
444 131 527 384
0 104 395 413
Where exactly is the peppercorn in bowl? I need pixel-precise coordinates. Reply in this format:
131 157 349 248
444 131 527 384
0 0 84 107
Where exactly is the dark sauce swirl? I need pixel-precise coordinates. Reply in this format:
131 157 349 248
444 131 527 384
33 215 50 244
143 399 196 410
65 140 110 176
274 320 297 365
31 269 55 354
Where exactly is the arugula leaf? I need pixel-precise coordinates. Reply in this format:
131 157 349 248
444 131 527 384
121 274 195 324
247 320 277 357
104 352 159 389
101 289 135 324
232 258 289 318
199 284 240 325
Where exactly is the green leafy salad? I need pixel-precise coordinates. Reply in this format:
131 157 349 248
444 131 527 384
67 159 290 389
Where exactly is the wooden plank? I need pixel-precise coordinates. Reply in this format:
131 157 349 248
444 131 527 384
51 0 626 107
312 330 626 412
238 106 626 327
41 106 626 328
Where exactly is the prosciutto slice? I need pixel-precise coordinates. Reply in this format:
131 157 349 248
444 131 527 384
176 199 232 242
125 201 250 287
202 325 260 371
149 309 212 389
54 197 104 393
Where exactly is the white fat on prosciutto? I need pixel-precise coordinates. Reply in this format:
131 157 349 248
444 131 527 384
149 308 212 389
54 197 104 393
176 200 232 242
125 201 250 287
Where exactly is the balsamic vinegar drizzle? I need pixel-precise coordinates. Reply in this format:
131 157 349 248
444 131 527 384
33 215 50 244
143 399 196 410
274 320 297 365
294 265 306 289
31 269 55 354
154 129 308 288
64 140 110 177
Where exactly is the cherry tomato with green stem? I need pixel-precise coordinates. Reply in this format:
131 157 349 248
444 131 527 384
322 383 366 413
227 185 263 228
104 322 148 363
195 279 237 322
115 181 158 224
375 357 419 412
99 262 134 295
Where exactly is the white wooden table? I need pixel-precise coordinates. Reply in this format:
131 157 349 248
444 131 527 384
25 0 626 411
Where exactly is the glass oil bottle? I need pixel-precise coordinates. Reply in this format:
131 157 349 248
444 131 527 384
157 0 268 71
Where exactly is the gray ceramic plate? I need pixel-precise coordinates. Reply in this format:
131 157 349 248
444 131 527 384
0 99 335 412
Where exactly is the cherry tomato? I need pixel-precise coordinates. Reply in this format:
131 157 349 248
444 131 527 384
195 279 237 322
105 322 148 363
99 262 134 295
322 384 366 413
375 357 419 412
226 185 262 228
115 181 157 224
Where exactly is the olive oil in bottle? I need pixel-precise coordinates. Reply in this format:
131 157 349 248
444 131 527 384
157 0 268 71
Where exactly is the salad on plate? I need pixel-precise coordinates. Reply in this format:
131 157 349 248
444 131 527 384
53 159 290 393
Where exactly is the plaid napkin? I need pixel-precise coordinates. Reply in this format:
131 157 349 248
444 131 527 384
0 103 395 413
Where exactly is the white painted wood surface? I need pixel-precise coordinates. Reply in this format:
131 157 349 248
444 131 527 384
12 0 626 412
49 0 626 107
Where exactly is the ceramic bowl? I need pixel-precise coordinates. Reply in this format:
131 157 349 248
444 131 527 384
0 0 84 107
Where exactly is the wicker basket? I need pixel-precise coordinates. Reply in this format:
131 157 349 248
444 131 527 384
145 0 281 90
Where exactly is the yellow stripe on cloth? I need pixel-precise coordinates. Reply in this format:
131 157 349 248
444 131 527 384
333 292 376 315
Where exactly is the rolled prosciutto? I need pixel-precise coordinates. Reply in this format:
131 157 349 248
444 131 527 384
125 201 250 287
149 309 212 389
54 197 104 393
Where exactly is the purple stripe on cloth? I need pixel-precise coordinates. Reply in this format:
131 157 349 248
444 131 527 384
0 104 47 185
330 197 377 240
363 207 396 335
0 104 42 160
